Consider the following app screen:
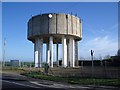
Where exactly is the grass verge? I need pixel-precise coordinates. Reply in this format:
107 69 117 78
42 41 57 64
21 71 120 87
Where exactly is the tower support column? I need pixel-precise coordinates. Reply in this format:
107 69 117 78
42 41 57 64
49 36 53 68
62 36 67 67
34 38 43 68
56 43 59 66
34 40 38 68
46 43 49 64
38 38 43 68
67 42 70 67
69 37 75 67
75 41 78 66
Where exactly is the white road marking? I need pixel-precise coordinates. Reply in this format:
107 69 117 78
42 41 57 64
30 81 90 89
1 79 40 88
30 81 60 88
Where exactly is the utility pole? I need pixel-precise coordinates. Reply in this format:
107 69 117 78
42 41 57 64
91 50 94 68
91 50 95 80
3 38 6 67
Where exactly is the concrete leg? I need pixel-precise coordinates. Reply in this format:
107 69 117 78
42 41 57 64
49 36 53 68
75 41 78 66
34 38 43 68
62 36 67 67
46 43 49 64
67 42 70 67
47 50 50 65
38 38 43 68
69 37 75 67
34 40 38 68
56 43 59 66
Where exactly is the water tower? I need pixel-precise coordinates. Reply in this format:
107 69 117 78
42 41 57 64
27 13 82 68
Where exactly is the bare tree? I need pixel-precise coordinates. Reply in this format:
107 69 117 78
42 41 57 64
104 55 110 59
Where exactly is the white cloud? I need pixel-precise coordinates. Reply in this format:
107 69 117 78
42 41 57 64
78 35 118 59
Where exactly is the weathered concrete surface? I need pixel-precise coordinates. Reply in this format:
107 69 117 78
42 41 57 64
27 13 82 43
49 14 56 34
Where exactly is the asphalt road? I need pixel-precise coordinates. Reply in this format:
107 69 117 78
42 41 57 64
1 72 66 90
1 72 120 90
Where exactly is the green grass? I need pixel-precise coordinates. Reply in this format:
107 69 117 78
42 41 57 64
21 71 120 87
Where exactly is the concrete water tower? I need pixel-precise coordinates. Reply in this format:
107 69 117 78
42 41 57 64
27 13 82 68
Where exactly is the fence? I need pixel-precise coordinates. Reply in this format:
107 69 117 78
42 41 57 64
48 66 120 79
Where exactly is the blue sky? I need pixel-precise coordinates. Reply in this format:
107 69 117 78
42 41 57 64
2 2 118 62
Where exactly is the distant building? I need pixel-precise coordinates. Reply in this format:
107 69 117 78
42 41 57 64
111 56 120 60
10 60 19 67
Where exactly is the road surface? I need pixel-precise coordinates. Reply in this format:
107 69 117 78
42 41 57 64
1 72 67 90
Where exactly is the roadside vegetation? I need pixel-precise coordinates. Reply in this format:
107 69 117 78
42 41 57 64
2 67 26 74
21 71 120 87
